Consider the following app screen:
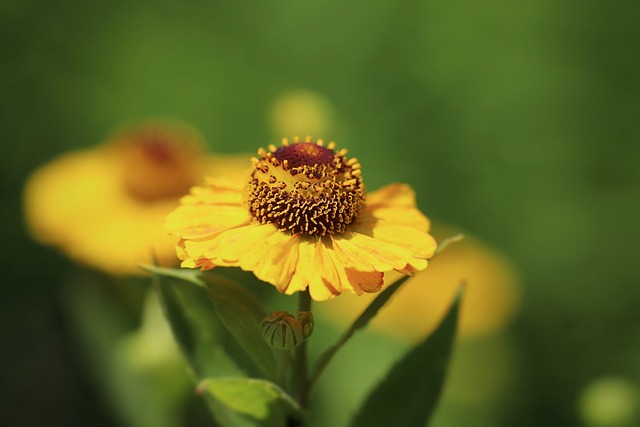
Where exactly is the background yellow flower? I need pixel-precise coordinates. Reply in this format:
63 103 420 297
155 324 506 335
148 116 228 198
268 89 336 138
24 120 250 276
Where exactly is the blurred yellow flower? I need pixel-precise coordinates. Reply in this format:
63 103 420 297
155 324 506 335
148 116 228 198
24 120 249 276
269 89 335 138
165 137 437 301
318 225 521 339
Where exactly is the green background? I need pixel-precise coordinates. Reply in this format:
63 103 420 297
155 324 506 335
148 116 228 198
2 0 639 426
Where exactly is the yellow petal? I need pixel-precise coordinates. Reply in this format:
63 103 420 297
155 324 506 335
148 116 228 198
366 183 418 209
400 257 429 273
307 241 343 301
332 236 387 271
283 236 343 300
352 224 437 259
246 233 301 292
323 238 355 292
287 237 317 295
358 206 430 232
165 204 251 240
345 269 384 293
333 232 413 271
180 257 215 270
322 237 386 295
308 274 337 301
180 259 198 268
175 240 188 260
188 223 278 263
180 184 244 206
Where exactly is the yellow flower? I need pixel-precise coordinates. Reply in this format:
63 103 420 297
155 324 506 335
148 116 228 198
165 137 437 301
318 226 521 339
269 89 335 138
24 120 249 276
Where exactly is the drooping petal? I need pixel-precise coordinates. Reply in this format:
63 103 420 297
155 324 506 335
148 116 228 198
285 237 344 301
308 239 386 298
245 233 302 292
308 274 339 301
287 237 318 295
307 240 343 301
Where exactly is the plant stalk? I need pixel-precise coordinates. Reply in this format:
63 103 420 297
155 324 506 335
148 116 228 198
293 290 312 409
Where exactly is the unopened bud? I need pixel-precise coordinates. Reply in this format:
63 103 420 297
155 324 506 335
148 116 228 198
261 311 304 350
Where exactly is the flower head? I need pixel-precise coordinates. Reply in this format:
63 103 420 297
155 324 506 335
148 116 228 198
24 120 249 275
166 137 437 301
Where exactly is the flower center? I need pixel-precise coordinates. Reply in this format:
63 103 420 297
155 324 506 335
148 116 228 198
111 123 203 203
272 142 335 168
246 137 365 236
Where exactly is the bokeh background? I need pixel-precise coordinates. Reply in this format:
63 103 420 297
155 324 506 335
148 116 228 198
2 0 640 426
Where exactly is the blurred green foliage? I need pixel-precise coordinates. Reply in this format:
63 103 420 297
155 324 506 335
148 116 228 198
2 0 640 426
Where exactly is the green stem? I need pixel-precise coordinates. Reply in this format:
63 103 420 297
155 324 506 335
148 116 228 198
276 349 291 389
293 290 312 409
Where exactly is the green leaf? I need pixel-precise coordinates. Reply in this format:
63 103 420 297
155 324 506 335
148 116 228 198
154 270 273 427
310 275 412 388
153 274 195 368
349 286 464 427
198 377 304 427
154 274 245 379
153 275 244 381
143 264 205 287
147 266 277 378
201 273 278 380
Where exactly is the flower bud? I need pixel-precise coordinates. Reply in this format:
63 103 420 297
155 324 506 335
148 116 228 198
261 311 304 350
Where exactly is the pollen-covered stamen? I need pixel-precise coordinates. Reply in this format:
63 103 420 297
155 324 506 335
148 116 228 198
246 138 365 236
